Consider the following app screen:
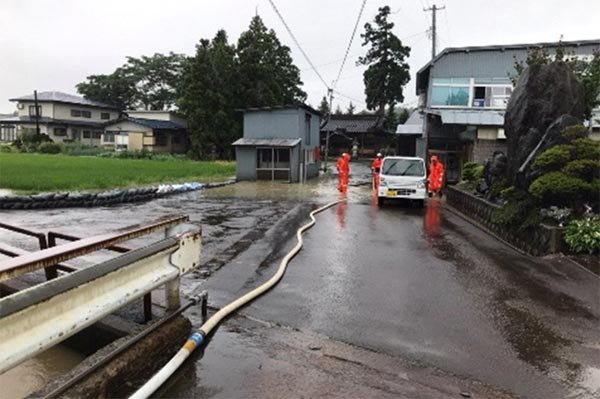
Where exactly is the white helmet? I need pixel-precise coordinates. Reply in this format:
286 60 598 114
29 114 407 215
377 153 382 157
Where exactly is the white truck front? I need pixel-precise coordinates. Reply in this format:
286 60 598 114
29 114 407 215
377 157 427 206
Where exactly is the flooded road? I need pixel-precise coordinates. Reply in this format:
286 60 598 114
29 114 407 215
1 162 598 398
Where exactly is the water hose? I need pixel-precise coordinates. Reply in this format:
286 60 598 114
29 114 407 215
130 200 343 399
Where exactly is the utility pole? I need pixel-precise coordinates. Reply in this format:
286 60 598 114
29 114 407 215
33 90 41 137
424 4 445 59
323 87 334 172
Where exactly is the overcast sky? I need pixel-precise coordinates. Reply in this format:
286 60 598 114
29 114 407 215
0 0 598 114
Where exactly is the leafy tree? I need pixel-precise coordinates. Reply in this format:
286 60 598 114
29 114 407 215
334 105 343 115
77 52 186 110
76 67 138 109
124 52 187 110
179 30 239 159
358 6 411 114
318 95 330 116
237 16 306 107
397 107 410 124
346 102 356 115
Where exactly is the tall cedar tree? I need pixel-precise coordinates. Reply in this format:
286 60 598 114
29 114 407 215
346 102 356 115
179 31 239 159
318 96 330 116
358 6 411 115
237 16 306 107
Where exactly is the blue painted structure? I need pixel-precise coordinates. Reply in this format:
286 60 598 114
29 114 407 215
412 39 600 182
233 105 321 182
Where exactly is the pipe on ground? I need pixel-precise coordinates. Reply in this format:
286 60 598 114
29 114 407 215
130 200 343 399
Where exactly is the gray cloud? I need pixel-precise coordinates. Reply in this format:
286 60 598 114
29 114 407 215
1 0 597 113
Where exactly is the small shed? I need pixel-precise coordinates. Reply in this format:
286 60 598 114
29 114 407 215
233 105 321 183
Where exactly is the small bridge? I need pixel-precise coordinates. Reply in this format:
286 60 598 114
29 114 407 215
0 215 202 375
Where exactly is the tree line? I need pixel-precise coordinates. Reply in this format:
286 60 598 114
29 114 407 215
77 7 413 159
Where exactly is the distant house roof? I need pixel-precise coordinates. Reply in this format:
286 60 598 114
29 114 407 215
416 39 600 94
416 39 600 76
238 104 321 116
396 111 424 135
9 91 120 110
232 138 302 147
106 117 186 130
427 109 505 126
320 114 385 133
0 115 106 127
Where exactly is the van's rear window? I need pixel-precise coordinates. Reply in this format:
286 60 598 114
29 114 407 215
382 159 424 176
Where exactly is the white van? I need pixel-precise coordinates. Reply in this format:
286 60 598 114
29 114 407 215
377 156 427 207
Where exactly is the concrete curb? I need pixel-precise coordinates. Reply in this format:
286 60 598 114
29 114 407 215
0 179 236 211
444 203 600 279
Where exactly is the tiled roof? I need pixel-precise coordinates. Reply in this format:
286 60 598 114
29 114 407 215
320 115 384 133
0 115 106 127
9 91 120 110
104 117 186 130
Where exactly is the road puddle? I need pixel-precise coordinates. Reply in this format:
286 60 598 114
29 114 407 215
0 345 83 399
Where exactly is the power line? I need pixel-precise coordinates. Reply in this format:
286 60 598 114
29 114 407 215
267 0 330 90
333 90 367 107
332 0 368 91
442 7 452 47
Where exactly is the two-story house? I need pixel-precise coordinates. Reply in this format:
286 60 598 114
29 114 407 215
233 105 321 183
414 39 600 183
103 110 188 153
0 92 120 145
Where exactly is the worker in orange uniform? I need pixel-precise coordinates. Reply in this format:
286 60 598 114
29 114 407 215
336 153 350 192
427 155 445 197
371 153 383 190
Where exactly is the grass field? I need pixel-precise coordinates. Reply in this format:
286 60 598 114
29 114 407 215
0 153 236 192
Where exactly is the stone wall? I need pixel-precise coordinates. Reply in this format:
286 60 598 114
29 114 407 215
472 139 507 164
445 186 564 256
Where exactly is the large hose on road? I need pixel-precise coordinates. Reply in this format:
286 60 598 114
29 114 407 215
130 199 343 399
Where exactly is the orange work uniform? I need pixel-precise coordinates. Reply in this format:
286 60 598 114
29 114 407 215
427 155 445 194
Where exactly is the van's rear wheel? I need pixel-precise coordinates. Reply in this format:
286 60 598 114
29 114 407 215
377 197 384 206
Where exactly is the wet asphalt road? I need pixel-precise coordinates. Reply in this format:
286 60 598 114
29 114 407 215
1 162 598 398
201 199 599 398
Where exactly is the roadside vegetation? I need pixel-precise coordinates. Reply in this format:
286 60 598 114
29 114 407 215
459 125 599 254
0 152 235 192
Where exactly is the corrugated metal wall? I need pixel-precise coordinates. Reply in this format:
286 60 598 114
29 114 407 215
235 146 257 180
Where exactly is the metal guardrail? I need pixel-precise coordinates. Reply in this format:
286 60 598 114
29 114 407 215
0 217 201 374
0 215 188 283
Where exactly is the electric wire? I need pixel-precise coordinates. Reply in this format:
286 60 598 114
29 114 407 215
129 199 344 399
267 0 330 90
331 0 368 90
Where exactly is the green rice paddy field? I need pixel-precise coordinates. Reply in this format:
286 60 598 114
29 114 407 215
0 153 236 193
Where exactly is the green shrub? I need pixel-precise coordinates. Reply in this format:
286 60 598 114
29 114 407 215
15 130 53 152
571 138 600 160
529 171 592 206
38 142 62 154
491 189 541 230
564 217 600 254
561 125 589 142
462 162 484 182
0 145 14 153
532 145 572 172
564 159 600 181
60 143 110 156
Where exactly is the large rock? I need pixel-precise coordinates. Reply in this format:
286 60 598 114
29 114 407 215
504 62 585 186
